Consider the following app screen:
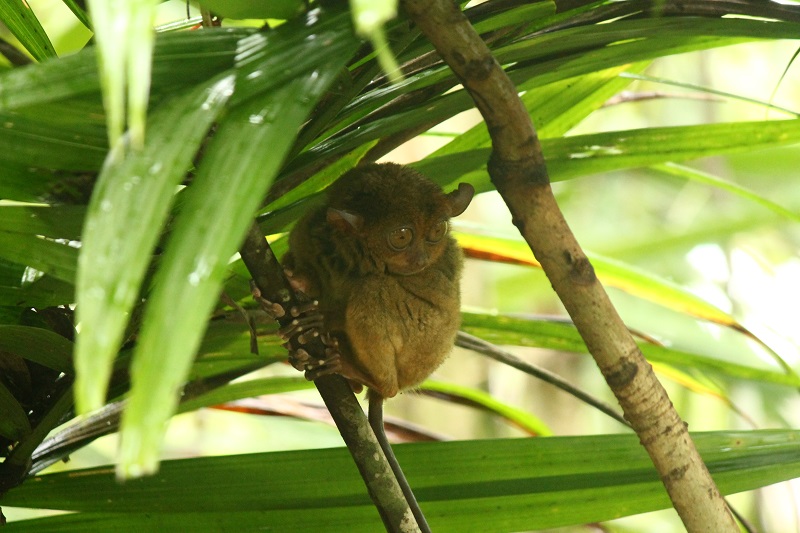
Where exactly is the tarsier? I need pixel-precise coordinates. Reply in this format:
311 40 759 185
266 163 475 531
271 162 473 529
282 162 474 405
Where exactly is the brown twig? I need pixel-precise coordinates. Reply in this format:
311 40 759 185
401 1 737 531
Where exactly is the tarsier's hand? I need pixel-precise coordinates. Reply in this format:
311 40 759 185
250 270 321 343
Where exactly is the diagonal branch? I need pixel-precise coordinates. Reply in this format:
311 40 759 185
238 222 421 533
455 331 630 428
401 1 737 531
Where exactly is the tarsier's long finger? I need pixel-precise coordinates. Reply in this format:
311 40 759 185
279 313 324 342
287 299 319 318
249 280 286 319
288 348 312 372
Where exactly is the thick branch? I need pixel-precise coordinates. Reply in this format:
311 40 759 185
238 223 419 533
401 1 737 531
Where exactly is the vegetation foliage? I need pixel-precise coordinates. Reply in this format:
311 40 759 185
1 0 799 530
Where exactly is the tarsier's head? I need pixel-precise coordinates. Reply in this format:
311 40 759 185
326 163 474 275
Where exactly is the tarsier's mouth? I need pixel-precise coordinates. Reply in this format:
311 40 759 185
388 265 427 276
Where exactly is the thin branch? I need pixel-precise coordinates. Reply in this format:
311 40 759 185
455 331 630 428
401 1 737 531
602 90 724 107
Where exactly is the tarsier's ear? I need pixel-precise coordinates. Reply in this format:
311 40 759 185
327 207 363 232
447 183 475 217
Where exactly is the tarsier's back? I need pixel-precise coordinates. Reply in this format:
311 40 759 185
284 163 474 398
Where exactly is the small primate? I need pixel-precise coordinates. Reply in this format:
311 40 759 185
278 162 473 528
283 162 473 401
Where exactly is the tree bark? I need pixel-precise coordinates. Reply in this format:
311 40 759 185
400 1 738 531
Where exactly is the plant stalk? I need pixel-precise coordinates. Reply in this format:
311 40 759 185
401 1 737 530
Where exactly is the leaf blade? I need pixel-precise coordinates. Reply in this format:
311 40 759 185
4 431 800 531
118 27 359 477
0 0 57 62
74 75 236 414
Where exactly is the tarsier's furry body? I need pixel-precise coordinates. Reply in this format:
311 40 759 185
283 163 474 399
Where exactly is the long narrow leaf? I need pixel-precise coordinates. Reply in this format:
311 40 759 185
0 325 73 373
0 0 56 61
0 205 85 240
654 162 800 223
62 0 92 30
87 0 158 148
4 431 800 531
118 40 358 477
420 380 552 436
0 29 246 112
0 110 107 171
0 232 78 284
432 63 647 159
414 119 800 191
460 313 800 388
455 231 735 325
0 380 31 441
178 377 313 413
74 75 236 414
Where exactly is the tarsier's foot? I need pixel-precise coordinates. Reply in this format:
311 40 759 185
289 333 343 381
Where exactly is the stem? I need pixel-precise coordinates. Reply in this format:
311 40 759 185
401 1 737 530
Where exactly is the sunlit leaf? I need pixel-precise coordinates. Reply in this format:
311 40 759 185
420 380 552 436
197 0 304 19
0 0 56 62
455 232 735 325
471 2 555 35
74 75 236 414
432 63 648 159
117 13 360 476
620 71 799 118
460 313 800 388
178 377 312 413
62 0 92 30
654 162 800 223
415 119 800 190
87 0 158 148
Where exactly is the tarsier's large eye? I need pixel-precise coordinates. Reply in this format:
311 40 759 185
388 227 414 250
427 220 448 243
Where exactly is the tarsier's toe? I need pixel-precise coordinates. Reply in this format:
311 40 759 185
303 352 343 381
